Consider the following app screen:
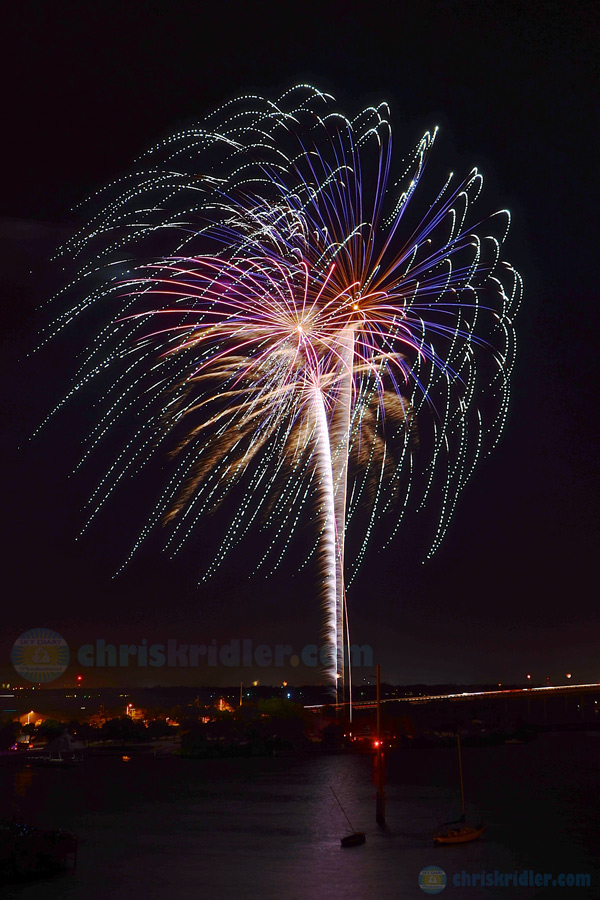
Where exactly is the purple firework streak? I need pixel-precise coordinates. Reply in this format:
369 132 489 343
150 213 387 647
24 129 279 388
41 86 521 696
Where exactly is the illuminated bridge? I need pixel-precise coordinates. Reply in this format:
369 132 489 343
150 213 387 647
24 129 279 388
306 683 600 730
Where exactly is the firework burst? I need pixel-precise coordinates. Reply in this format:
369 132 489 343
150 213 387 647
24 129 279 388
42 85 521 694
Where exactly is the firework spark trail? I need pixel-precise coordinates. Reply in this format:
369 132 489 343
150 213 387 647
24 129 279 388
311 381 340 699
42 85 521 693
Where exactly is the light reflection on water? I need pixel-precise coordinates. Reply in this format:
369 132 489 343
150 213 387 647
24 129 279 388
1 733 599 899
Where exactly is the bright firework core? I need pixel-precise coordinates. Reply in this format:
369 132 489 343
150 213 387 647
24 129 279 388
45 85 521 698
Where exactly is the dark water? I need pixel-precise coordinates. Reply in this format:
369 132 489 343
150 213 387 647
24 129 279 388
1 732 599 899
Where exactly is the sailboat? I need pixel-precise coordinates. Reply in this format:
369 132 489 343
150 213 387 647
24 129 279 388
330 787 366 847
433 734 484 845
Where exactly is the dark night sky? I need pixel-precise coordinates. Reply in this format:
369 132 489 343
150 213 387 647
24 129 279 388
1 0 599 688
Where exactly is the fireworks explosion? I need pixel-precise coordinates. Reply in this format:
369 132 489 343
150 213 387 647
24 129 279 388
41 85 521 695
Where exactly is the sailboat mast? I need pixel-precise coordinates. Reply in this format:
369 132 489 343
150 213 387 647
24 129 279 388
330 786 355 833
457 733 466 817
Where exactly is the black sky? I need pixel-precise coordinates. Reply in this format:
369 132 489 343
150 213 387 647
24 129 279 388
1 0 599 688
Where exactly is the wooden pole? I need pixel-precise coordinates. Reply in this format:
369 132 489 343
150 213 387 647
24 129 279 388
376 664 386 824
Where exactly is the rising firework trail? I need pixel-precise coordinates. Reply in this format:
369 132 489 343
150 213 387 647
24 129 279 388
41 85 521 696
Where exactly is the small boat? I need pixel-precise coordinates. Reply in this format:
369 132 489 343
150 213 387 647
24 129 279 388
31 756 79 767
341 831 366 847
330 787 366 848
433 734 484 845
434 820 484 845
